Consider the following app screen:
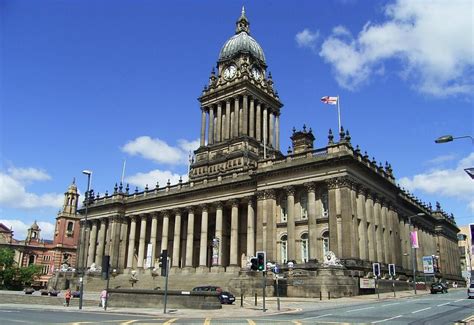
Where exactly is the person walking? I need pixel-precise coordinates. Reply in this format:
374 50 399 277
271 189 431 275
100 289 108 309
64 288 72 307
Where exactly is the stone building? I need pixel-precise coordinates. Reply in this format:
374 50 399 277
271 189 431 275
77 9 462 293
458 224 473 283
0 181 81 287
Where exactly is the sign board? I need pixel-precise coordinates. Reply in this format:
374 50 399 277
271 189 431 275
410 231 419 249
423 255 434 274
360 278 376 289
145 243 152 268
372 262 381 277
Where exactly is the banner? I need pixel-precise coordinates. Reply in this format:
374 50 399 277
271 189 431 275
423 256 434 274
145 243 152 268
410 231 419 248
470 224 474 255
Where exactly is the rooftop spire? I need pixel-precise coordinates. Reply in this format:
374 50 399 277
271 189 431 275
236 6 250 34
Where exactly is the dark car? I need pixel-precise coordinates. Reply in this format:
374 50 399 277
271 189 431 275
218 291 235 304
192 285 222 293
431 282 448 294
468 283 474 299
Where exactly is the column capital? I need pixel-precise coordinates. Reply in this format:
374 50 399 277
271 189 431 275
173 208 182 215
128 215 138 223
326 176 354 190
304 182 317 193
186 206 196 214
214 201 224 210
366 190 374 201
201 106 208 113
245 196 255 206
264 189 276 200
284 186 296 196
200 204 209 212
150 212 159 220
374 195 383 205
229 199 240 207
161 210 171 218
358 186 369 197
256 191 265 200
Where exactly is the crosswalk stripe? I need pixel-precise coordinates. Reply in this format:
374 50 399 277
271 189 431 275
203 318 211 325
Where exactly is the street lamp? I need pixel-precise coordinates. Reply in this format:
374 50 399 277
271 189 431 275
435 134 474 144
408 212 425 294
79 169 92 310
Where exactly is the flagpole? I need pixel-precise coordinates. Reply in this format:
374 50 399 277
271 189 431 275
121 159 126 184
337 95 341 132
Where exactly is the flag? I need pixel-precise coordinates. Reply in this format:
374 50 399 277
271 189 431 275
321 96 338 105
410 231 419 248
464 167 474 179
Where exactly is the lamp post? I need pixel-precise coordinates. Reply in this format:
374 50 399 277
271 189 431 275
435 134 474 144
408 212 425 294
79 169 92 310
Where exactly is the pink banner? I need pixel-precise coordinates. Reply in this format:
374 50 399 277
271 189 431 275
410 231 419 248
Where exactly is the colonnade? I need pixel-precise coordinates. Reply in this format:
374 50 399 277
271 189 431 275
200 95 280 150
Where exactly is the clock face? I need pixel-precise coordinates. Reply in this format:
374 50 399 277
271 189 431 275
223 65 237 80
252 67 261 80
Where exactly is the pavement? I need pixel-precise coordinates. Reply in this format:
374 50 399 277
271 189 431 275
0 287 467 319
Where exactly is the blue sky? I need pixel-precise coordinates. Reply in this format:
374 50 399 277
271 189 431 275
1 0 473 240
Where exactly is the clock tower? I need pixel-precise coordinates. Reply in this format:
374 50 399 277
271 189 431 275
190 7 283 180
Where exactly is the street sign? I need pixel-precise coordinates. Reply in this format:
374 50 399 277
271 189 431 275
388 263 396 276
372 262 381 277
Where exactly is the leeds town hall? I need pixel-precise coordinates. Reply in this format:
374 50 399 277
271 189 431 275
77 9 462 296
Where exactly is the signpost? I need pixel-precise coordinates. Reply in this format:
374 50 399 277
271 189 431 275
373 263 380 299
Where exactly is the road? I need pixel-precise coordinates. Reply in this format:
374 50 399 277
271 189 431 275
0 290 472 324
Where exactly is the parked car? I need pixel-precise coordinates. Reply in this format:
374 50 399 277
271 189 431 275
468 283 474 299
192 286 234 304
431 282 448 294
218 291 235 304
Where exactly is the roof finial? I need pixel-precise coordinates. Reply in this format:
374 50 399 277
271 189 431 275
236 6 250 34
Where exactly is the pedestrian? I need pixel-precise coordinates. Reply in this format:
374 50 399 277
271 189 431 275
100 289 108 309
64 288 72 307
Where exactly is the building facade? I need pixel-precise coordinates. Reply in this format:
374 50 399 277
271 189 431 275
458 224 473 284
0 181 81 287
78 9 462 288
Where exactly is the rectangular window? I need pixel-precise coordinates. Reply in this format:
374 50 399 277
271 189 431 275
300 195 308 219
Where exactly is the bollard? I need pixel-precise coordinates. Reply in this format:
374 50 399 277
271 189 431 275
241 293 243 308
328 291 331 300
320 291 322 301
255 293 257 306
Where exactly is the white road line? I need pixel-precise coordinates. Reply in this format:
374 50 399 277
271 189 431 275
454 299 465 303
371 315 402 323
302 314 333 320
412 307 432 314
346 306 375 313
381 302 400 307
437 302 450 307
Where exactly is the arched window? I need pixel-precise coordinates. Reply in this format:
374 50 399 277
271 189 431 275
322 230 330 256
300 195 308 219
280 234 288 264
321 193 329 217
300 233 309 263
280 198 288 222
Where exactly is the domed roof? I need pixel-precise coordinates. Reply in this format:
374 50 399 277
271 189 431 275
218 7 266 63
30 220 40 230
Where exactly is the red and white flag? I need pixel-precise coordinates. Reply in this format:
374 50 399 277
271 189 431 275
321 96 338 105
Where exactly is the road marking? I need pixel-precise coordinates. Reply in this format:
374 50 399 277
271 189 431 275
120 321 138 324
371 315 402 323
454 299 465 303
346 306 375 313
437 302 450 307
302 313 333 320
203 318 211 325
163 319 178 325
412 307 431 314
246 320 256 325
292 321 302 325
381 302 400 307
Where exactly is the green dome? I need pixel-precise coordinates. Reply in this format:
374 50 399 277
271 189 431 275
219 32 266 63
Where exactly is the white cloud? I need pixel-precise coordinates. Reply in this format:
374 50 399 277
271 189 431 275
122 136 199 165
399 153 474 212
426 154 457 165
295 28 319 49
319 0 474 97
0 167 63 210
0 219 55 240
125 169 188 189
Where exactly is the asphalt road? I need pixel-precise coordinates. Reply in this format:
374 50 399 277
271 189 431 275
0 290 472 324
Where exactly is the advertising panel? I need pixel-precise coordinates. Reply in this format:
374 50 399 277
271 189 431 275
360 278 376 289
423 255 434 274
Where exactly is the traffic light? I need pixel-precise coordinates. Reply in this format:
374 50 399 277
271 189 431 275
159 250 168 277
372 262 381 278
250 257 258 271
388 263 396 277
102 255 110 280
256 251 266 271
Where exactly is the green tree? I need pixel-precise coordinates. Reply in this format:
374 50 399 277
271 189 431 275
0 248 42 289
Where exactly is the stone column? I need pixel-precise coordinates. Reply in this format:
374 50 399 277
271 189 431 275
246 197 255 257
172 209 182 268
229 199 239 266
126 216 137 269
109 215 122 269
215 202 224 266
249 97 255 138
185 207 195 267
234 97 240 137
118 217 129 270
199 205 209 267
87 220 98 267
264 189 276 260
275 112 280 151
150 213 158 268
350 184 360 259
137 215 147 268
381 203 390 263
374 197 384 262
263 105 268 148
200 107 206 146
208 106 214 145
357 187 369 261
269 111 274 148
306 183 317 260
216 102 222 142
96 218 106 268
161 211 170 251
256 191 265 251
327 179 339 256
338 178 354 259
285 186 296 261
366 192 377 261
256 102 262 142
225 100 231 140
242 94 248 135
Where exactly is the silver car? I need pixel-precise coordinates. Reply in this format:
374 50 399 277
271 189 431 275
468 283 474 299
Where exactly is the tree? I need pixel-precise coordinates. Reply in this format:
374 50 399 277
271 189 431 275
0 248 42 289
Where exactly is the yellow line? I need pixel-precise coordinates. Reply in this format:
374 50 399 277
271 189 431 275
120 321 138 325
292 321 302 325
247 320 256 325
163 318 178 325
203 318 211 325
